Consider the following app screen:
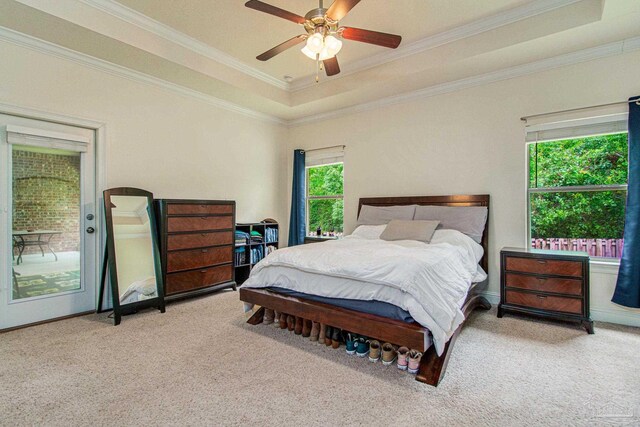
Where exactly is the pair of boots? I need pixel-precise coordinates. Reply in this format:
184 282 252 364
264 309 313 337
268 310 289 330
319 325 341 349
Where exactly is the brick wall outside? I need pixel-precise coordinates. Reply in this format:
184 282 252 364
12 149 81 255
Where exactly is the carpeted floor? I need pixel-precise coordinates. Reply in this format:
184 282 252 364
1 290 639 426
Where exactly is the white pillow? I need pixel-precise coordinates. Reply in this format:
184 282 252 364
357 204 417 225
413 205 488 243
350 224 387 239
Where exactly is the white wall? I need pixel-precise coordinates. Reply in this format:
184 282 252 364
3 35 639 327
0 40 289 227
288 50 640 326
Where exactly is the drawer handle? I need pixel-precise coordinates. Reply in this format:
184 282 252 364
536 295 547 300
201 217 208 220
536 260 547 264
201 233 207 237
200 269 208 273
201 249 208 253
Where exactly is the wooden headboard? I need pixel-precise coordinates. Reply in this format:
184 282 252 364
357 194 490 273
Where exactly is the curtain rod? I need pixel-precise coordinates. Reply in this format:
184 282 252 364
520 98 640 122
300 144 345 154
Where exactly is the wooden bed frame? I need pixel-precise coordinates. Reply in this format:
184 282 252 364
239 194 491 386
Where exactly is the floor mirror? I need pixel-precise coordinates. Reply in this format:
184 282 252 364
99 187 165 325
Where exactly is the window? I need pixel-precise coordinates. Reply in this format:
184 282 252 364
306 162 344 237
526 117 628 260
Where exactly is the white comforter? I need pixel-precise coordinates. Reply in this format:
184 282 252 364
242 229 486 355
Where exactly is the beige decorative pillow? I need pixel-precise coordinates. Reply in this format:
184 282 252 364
380 220 440 243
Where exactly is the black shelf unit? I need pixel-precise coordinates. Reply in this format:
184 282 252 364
234 221 279 285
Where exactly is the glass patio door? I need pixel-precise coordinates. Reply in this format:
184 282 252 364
0 114 97 329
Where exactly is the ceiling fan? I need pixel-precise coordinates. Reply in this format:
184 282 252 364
245 0 402 80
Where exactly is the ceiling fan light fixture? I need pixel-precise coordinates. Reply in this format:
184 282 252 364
301 45 317 60
318 46 333 61
324 35 342 56
301 45 334 61
306 33 324 54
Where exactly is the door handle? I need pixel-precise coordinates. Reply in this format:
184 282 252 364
86 227 95 234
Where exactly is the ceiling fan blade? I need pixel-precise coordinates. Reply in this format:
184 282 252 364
245 0 306 25
326 0 361 22
341 27 402 49
256 35 306 61
323 56 340 76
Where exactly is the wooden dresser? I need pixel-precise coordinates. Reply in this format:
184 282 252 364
498 247 593 334
155 199 236 299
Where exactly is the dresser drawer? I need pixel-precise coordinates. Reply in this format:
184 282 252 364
505 290 582 315
165 264 233 294
167 216 233 233
505 256 582 277
167 203 233 216
167 246 232 272
505 273 582 296
167 231 233 251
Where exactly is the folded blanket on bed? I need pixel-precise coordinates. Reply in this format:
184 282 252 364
242 229 485 356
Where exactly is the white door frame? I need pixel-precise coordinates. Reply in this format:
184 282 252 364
0 101 107 322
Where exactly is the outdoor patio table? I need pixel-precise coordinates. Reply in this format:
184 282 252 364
12 230 62 265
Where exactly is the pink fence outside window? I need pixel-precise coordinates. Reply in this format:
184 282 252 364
531 238 624 259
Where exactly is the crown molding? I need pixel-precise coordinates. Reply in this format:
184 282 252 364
287 36 640 127
289 0 586 91
0 26 286 125
2 24 637 130
77 0 588 94
78 0 290 90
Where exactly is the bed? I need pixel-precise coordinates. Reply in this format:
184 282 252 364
239 194 490 386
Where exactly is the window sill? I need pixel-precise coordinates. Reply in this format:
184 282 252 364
590 259 620 275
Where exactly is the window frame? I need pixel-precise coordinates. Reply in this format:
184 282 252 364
525 130 628 263
305 161 344 236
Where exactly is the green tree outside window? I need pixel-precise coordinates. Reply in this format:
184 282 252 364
307 163 344 234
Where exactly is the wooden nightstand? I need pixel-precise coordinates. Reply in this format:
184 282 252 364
498 247 594 334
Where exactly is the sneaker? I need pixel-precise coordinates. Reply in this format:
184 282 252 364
355 337 370 358
407 350 423 374
368 340 381 362
396 346 409 371
344 332 357 355
381 343 397 366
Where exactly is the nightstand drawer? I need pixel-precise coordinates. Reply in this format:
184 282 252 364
505 256 582 277
505 290 582 315
505 273 582 296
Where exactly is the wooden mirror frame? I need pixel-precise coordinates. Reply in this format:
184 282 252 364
101 187 165 325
